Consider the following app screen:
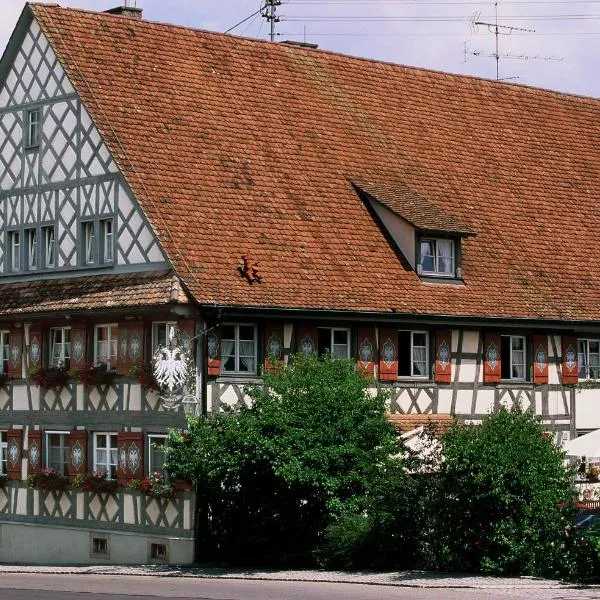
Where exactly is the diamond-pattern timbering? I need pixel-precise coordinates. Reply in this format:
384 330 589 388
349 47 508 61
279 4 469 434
0 388 10 411
0 20 74 107
87 492 119 523
41 99 78 183
22 150 39 188
0 112 22 190
56 188 77 268
80 105 117 177
0 489 8 513
41 386 75 411
42 489 74 518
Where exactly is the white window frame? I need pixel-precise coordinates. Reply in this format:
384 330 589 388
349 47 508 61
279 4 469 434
49 326 71 369
83 221 95 265
44 431 70 476
0 331 9 375
410 330 429 378
43 226 55 268
0 431 7 476
501 335 527 381
9 230 20 271
152 321 177 353
94 324 118 368
27 228 38 270
318 327 351 359
93 432 118 480
148 434 168 475
419 238 455 277
26 108 41 148
101 218 114 263
220 324 258 375
579 338 600 381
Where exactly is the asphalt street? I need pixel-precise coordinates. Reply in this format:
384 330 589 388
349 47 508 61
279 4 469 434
1 574 600 600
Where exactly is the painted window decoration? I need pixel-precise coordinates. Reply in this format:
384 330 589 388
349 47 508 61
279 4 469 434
43 226 55 268
579 339 600 380
148 435 167 474
101 219 114 263
71 440 85 472
419 238 455 277
358 336 374 366
501 335 527 380
396 331 429 378
30 334 41 365
27 229 38 270
266 332 283 361
535 343 547 375
45 432 69 476
50 327 71 369
83 221 95 265
221 324 257 374
26 108 41 148
0 331 9 375
93 433 118 480
8 438 20 468
94 324 117 369
0 431 6 475
437 339 451 370
9 231 20 272
318 328 350 359
29 438 40 471
299 334 315 356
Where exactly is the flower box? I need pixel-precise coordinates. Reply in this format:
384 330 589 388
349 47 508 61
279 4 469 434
27 468 70 492
128 363 159 392
79 363 117 388
129 473 178 500
72 471 119 494
31 366 71 391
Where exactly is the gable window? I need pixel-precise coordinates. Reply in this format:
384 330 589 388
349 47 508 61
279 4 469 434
93 433 118 479
420 238 454 277
50 327 71 369
83 221 95 265
148 434 167 474
43 226 55 268
0 431 6 475
398 331 429 378
9 231 20 271
152 321 177 352
94 324 117 368
317 328 350 359
0 331 8 374
221 324 257 374
579 339 600 380
501 335 526 380
26 108 41 148
101 219 114 263
27 228 38 270
45 431 69 476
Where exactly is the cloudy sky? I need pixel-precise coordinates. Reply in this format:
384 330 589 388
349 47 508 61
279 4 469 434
2 1 599 98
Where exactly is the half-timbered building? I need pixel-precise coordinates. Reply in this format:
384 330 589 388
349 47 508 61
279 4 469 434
0 2 599 564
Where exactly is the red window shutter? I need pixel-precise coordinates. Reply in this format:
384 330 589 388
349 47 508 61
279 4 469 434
117 432 144 483
483 332 501 384
379 328 398 382
28 430 43 475
7 330 23 379
356 327 376 377
177 320 195 352
6 429 23 479
434 329 452 384
67 430 88 477
533 334 549 384
117 322 145 375
28 327 42 370
207 328 221 376
562 336 579 384
264 324 285 371
296 325 318 356
69 325 87 369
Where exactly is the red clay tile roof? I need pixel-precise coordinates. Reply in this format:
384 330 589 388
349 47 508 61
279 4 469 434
28 4 600 321
388 414 454 436
0 271 188 317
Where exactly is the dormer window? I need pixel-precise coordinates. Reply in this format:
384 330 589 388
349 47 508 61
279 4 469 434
420 238 455 277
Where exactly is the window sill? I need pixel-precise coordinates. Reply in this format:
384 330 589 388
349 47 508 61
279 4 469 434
392 379 433 387
216 374 262 384
498 380 533 389
419 276 465 286
24 144 40 152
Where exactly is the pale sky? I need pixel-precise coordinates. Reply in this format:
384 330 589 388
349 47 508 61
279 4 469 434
1 0 599 99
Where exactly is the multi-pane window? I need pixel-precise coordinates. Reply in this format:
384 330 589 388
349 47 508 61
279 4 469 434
83 221 95 264
50 327 71 369
94 324 117 368
27 228 38 270
317 328 350 359
101 219 114 263
221 324 257 374
579 339 600 380
0 431 6 475
501 335 527 380
45 432 69 476
0 331 9 374
152 322 177 352
148 435 167 474
398 331 429 378
93 433 118 479
9 231 20 271
26 108 41 148
43 226 55 268
420 238 455 277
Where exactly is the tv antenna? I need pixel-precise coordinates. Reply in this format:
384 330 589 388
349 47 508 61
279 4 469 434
467 2 563 82
261 0 283 42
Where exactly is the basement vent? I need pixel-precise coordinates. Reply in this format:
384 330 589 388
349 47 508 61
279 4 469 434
92 537 108 556
150 543 168 561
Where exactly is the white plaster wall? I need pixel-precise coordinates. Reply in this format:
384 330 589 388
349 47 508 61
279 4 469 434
368 199 416 268
576 388 600 430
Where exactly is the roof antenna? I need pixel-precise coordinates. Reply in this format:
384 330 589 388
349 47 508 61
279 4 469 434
468 2 562 82
261 0 282 42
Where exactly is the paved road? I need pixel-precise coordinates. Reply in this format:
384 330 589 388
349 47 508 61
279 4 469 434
0 574 599 600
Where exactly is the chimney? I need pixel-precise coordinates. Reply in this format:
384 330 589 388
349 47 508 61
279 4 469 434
104 5 143 19
280 40 319 50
